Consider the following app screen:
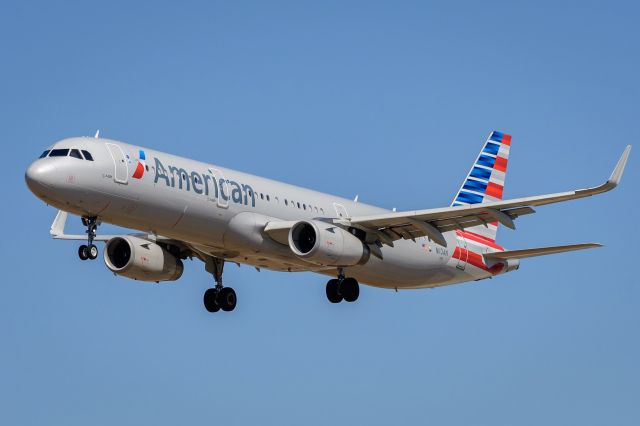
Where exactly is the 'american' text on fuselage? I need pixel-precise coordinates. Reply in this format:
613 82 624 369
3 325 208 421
153 157 256 207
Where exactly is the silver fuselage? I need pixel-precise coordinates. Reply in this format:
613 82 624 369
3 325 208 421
26 137 504 289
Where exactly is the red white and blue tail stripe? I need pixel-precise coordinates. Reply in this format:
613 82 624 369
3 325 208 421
451 131 511 241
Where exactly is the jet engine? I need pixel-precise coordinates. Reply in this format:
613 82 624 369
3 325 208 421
288 220 370 267
103 236 184 282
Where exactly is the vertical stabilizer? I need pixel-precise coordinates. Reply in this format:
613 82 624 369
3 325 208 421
451 131 512 241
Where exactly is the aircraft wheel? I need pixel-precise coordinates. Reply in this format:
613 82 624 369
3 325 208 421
341 278 360 302
203 288 220 312
88 244 98 260
78 245 89 260
219 287 237 312
326 279 343 303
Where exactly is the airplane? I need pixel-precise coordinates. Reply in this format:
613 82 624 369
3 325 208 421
25 131 631 313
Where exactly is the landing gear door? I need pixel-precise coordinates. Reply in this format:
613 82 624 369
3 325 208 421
105 143 129 184
456 234 468 270
209 168 229 208
333 203 349 219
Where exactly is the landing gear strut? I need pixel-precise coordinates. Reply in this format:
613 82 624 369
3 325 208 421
78 216 99 260
326 269 360 303
203 257 237 313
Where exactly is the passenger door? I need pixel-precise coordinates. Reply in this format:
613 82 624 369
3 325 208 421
105 143 129 184
209 168 229 208
456 235 468 270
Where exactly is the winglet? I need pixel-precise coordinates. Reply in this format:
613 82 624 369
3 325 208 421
50 210 68 237
607 145 631 187
577 145 632 196
49 210 112 241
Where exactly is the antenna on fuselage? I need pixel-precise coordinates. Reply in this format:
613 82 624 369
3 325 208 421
94 129 100 139
354 194 359 203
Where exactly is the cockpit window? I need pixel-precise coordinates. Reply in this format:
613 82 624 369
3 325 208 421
39 150 50 158
69 149 83 159
81 150 94 161
49 149 70 157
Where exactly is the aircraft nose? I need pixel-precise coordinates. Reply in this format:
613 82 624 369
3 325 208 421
25 161 57 193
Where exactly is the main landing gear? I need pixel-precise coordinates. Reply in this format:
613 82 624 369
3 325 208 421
78 216 99 261
326 270 360 303
203 257 237 313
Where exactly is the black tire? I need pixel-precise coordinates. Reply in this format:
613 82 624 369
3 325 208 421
219 287 237 312
341 277 360 302
203 288 220 312
326 279 343 303
78 245 89 260
88 244 98 260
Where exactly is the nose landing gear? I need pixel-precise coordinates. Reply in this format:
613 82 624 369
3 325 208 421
78 216 99 260
203 257 237 313
326 270 360 303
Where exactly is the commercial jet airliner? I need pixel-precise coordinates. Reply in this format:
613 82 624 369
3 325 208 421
25 132 631 313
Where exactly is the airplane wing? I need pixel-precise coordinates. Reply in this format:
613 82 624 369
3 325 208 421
50 210 192 252
343 145 631 247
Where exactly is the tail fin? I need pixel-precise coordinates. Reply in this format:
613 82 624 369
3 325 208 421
451 131 512 241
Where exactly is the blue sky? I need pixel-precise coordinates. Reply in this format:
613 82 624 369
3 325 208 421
1 1 638 424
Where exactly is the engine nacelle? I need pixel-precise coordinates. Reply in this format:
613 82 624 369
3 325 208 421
103 236 184 282
288 220 370 267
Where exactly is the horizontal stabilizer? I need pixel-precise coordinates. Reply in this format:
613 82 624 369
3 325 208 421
484 243 602 261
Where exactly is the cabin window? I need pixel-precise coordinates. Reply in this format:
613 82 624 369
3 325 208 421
49 149 69 157
145 165 149 171
303 204 306 210
284 199 288 206
260 193 264 200
69 149 83 159
39 150 50 158
266 195 270 201
297 202 301 209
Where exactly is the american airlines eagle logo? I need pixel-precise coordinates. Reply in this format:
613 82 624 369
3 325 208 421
132 150 146 179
